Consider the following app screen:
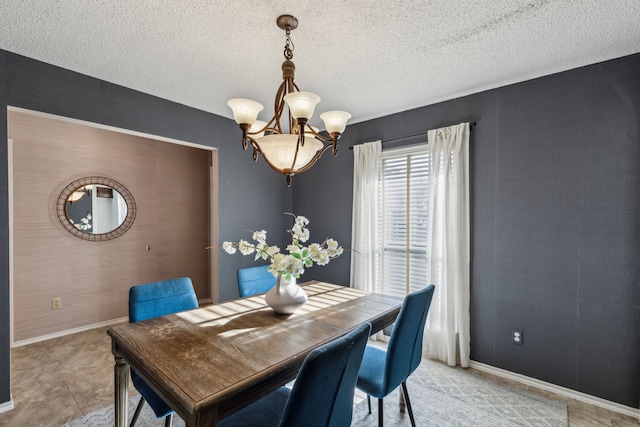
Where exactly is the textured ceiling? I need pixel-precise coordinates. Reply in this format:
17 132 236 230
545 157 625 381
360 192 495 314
1 1 639 127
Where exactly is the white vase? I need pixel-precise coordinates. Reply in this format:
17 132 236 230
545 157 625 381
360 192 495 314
265 274 308 314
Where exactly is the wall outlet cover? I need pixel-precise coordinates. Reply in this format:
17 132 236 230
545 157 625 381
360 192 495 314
511 329 523 345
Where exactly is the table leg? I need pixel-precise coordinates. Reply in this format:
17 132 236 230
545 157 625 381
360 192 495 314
184 405 217 427
114 355 130 427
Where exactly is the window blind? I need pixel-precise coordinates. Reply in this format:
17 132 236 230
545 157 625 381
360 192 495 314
378 144 429 297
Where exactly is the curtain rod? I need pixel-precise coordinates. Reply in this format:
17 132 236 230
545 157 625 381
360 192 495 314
348 121 476 150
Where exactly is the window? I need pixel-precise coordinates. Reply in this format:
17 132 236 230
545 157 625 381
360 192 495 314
376 144 429 297
352 123 470 364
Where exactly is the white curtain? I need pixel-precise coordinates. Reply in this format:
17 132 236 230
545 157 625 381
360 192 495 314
423 123 471 367
350 141 381 292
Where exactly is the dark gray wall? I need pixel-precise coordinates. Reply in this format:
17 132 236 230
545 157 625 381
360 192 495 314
0 50 293 405
294 53 640 408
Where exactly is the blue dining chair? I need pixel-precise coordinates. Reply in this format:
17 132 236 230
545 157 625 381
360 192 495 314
356 285 435 427
128 277 199 427
219 321 372 427
237 264 276 297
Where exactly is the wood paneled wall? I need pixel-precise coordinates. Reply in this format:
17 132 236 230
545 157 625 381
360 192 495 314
9 109 216 342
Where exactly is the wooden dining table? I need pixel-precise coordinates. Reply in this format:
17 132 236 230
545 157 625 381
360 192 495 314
107 281 403 427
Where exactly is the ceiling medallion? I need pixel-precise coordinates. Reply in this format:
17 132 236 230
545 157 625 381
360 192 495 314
227 15 351 186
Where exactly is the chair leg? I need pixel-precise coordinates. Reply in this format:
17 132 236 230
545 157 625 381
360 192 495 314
129 397 146 427
377 398 384 427
164 413 173 427
367 394 372 414
401 381 416 427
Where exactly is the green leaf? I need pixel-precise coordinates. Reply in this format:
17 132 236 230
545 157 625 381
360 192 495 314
305 259 313 267
292 253 301 260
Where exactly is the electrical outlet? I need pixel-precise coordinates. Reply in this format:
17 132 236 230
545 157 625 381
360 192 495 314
511 329 523 345
52 297 62 310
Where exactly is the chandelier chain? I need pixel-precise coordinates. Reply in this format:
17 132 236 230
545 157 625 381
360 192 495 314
284 26 294 60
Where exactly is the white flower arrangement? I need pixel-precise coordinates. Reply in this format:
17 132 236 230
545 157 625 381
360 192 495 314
74 213 92 231
222 213 343 280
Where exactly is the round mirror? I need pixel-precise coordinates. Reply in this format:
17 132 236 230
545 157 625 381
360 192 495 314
56 176 136 241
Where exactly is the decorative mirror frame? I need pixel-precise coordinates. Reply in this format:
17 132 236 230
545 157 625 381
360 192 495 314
56 176 137 242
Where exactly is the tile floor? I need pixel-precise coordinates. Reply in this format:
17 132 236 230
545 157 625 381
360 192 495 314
0 325 637 427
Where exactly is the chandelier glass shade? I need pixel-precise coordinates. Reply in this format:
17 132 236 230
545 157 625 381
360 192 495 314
68 185 94 202
227 15 351 186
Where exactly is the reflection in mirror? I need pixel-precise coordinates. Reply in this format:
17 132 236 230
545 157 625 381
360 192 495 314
65 185 128 233
57 177 136 242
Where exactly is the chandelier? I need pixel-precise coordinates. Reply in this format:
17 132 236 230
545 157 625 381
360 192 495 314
227 15 351 186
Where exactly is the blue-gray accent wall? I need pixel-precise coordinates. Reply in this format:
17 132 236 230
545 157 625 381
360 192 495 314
293 53 640 408
0 50 293 405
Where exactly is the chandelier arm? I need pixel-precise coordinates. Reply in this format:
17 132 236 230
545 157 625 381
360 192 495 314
247 125 278 137
274 80 287 112
304 127 339 143
244 135 262 162
244 120 311 143
286 79 298 135
239 123 251 150
272 81 290 134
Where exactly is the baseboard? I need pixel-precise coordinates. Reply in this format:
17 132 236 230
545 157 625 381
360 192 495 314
470 360 640 420
12 317 129 348
11 300 213 347
12 299 213 347
0 397 14 414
